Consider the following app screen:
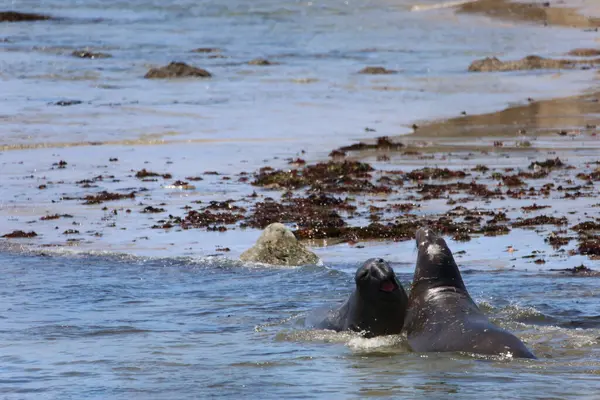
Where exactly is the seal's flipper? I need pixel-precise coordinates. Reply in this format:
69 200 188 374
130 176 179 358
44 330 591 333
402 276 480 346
413 227 466 291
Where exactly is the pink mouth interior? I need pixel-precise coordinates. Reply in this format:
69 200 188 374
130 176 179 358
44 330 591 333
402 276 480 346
380 281 396 292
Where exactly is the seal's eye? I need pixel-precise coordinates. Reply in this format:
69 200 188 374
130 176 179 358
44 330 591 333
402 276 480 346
378 258 385 263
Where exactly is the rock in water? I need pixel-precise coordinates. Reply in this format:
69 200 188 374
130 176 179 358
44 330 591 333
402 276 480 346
0 11 53 22
144 62 212 79
468 55 582 72
240 223 319 266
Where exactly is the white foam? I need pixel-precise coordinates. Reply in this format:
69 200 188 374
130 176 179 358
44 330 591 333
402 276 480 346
347 334 407 352
411 0 476 12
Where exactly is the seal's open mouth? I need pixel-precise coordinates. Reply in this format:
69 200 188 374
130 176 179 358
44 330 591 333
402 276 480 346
380 279 397 293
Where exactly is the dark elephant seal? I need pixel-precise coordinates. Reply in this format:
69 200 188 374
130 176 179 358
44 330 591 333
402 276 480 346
404 228 535 359
317 258 408 338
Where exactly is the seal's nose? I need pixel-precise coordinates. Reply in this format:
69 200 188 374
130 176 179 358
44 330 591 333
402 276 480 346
369 260 392 281
356 258 392 282
416 227 436 248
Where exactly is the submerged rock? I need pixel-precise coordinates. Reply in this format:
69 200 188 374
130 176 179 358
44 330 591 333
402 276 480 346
191 47 221 53
71 50 112 59
144 62 212 79
240 223 320 266
248 58 276 66
358 66 397 75
0 11 53 22
550 265 600 277
52 100 83 106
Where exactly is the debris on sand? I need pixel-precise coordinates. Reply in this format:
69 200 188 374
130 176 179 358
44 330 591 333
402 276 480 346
252 160 385 193
512 215 568 227
528 158 566 170
41 214 73 220
141 206 166 214
406 167 467 181
83 191 135 205
336 137 404 153
577 236 600 257
135 169 172 179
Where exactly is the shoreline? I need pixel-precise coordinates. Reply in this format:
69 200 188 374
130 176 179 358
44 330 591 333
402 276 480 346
1 0 600 270
458 0 600 28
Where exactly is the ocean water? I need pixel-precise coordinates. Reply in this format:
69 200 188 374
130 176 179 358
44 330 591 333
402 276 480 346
2 0 600 398
1 250 599 399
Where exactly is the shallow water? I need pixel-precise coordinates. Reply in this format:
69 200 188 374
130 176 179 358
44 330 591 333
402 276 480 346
2 1 600 398
2 0 598 149
1 251 599 399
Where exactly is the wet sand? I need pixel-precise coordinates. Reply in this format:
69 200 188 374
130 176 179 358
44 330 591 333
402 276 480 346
459 0 600 28
406 90 600 140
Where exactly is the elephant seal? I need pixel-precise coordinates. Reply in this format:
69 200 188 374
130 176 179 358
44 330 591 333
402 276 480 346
404 227 535 358
316 258 408 338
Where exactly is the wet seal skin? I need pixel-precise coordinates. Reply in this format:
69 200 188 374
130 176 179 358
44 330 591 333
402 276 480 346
404 227 536 358
316 258 408 338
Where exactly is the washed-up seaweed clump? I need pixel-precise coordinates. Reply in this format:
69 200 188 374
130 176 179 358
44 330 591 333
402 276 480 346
243 194 351 231
83 191 135 205
521 204 551 212
577 237 600 257
336 136 405 153
528 158 566 170
512 215 568 227
135 169 172 179
407 168 467 181
203 200 247 212
2 230 38 238
141 206 166 213
571 221 600 232
502 175 525 187
545 233 573 247
294 215 478 242
416 182 501 200
294 221 418 241
252 160 391 193
155 209 245 231
576 168 600 181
